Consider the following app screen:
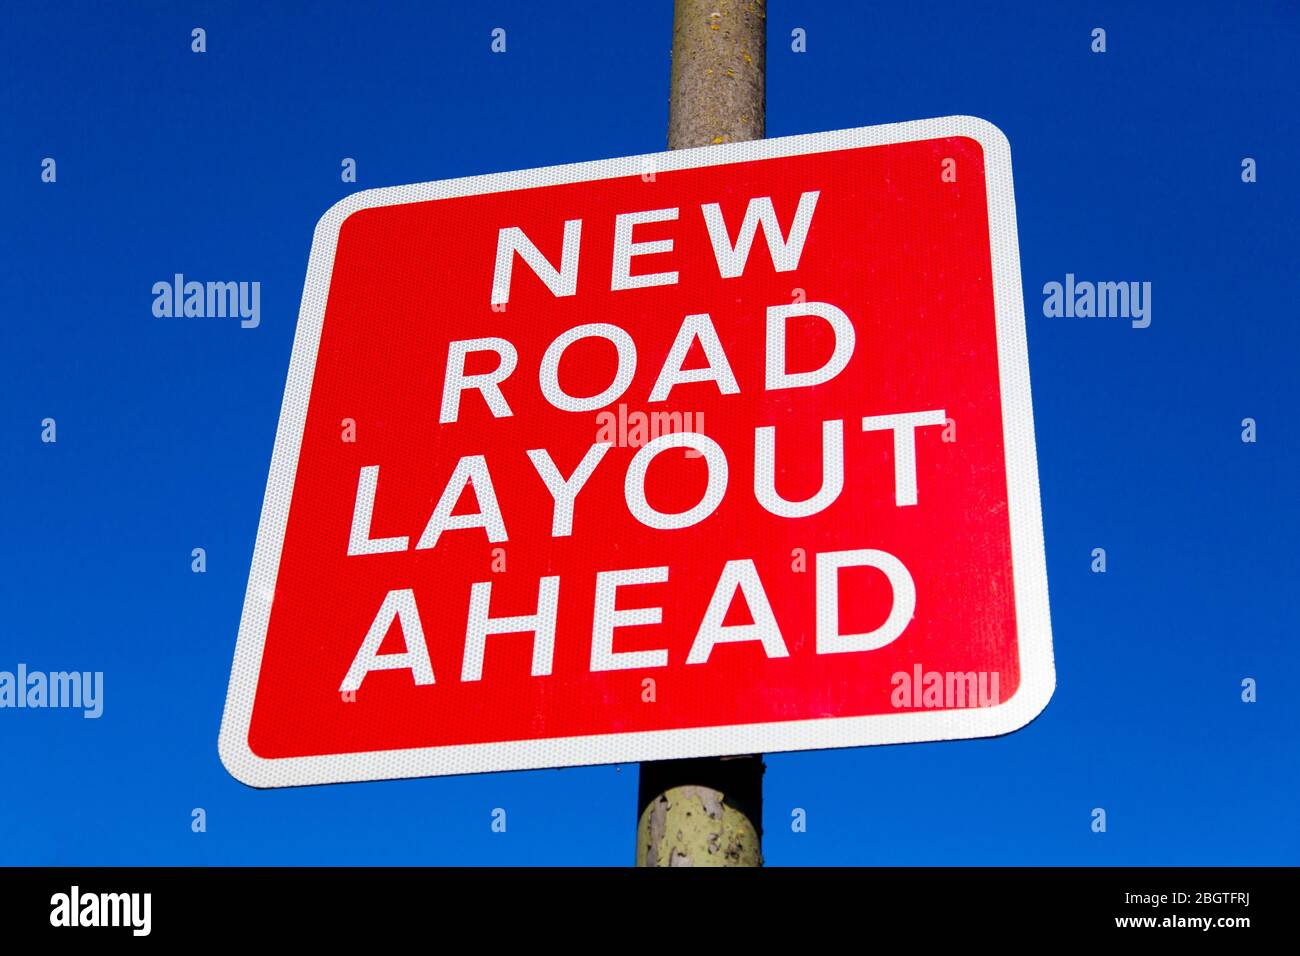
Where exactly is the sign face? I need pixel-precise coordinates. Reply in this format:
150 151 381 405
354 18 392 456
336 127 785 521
219 115 1054 788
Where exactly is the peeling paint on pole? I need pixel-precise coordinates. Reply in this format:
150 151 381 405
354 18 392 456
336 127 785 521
637 756 765 867
667 0 766 148
639 782 763 867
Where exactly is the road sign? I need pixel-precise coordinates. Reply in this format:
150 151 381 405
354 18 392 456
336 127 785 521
219 115 1054 787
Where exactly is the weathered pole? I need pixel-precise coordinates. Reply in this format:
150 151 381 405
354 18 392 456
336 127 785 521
667 0 765 147
634 0 767 868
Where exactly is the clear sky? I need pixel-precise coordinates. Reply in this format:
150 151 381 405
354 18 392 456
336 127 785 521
1 0 1296 865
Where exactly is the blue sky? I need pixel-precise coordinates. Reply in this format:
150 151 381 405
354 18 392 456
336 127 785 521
1 1 1296 865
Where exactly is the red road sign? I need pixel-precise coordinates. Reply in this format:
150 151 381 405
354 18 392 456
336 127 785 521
219 116 1054 787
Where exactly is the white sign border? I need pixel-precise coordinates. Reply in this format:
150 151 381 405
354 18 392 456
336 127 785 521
219 115 1055 788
